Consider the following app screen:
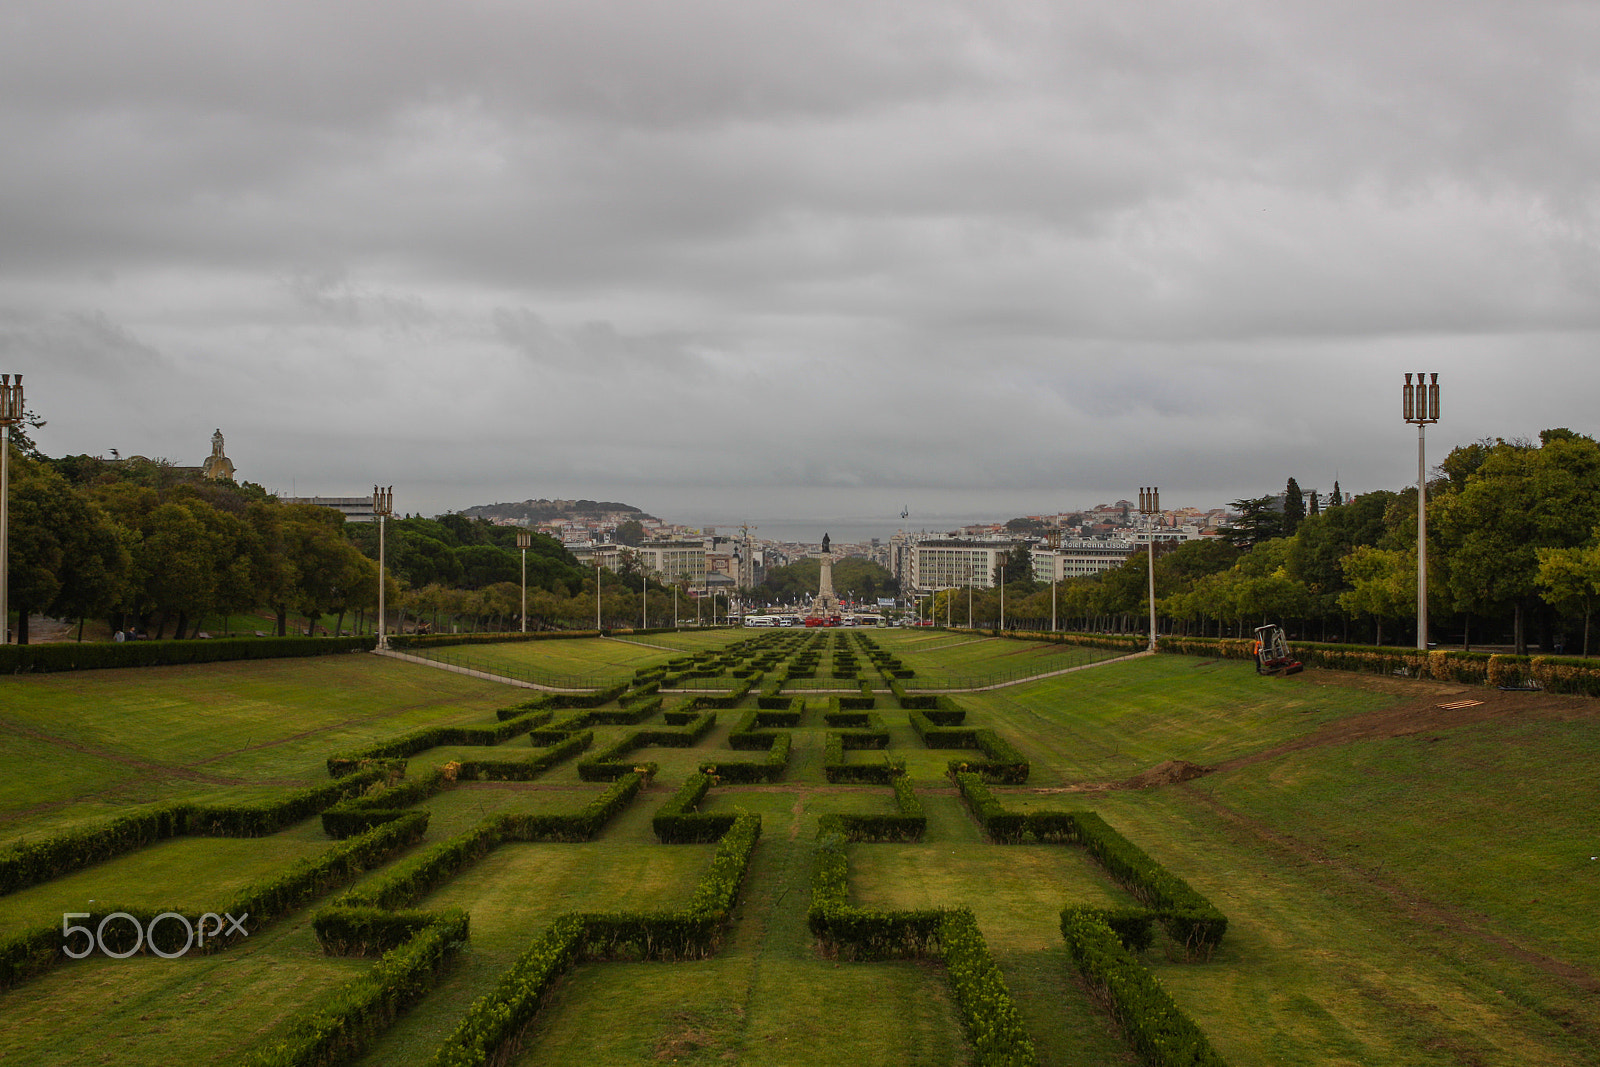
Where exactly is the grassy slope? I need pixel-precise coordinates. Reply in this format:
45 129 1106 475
0 656 516 844
0 634 1596 1065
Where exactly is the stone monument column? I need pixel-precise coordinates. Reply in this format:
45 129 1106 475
810 532 840 618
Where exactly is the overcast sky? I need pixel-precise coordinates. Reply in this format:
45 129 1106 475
4 1 1598 539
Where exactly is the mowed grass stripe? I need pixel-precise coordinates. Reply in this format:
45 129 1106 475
0 916 370 1064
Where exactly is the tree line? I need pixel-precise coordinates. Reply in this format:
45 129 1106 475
5 452 728 642
938 428 1600 655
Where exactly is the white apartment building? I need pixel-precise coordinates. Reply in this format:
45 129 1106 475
1032 539 1140 582
909 540 1018 593
635 540 710 586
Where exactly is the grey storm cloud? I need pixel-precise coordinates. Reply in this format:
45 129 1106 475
2 0 1598 534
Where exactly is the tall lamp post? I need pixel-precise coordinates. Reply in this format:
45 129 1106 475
516 529 531 633
372 485 393 649
999 561 1006 632
594 556 602 632
1403 373 1440 651
1047 527 1061 633
0 375 26 645
1138 487 1159 653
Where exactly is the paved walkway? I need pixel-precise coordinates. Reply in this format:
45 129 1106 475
377 645 1149 696
372 648 595 693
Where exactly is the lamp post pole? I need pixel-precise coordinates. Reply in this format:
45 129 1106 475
372 485 393 649
1048 527 1061 633
0 375 26 645
516 529 530 633
1403 373 1440 651
594 557 602 631
1138 488 1160 653
999 562 1006 632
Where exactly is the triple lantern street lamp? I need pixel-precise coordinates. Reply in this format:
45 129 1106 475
372 485 393 649
1403 373 1441 652
517 529 531 633
0 375 26 645
1138 487 1159 653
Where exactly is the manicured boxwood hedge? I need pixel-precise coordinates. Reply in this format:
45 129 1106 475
816 774 925 842
0 813 429 994
807 826 1035 1065
0 768 390 894
652 772 736 843
700 732 791 784
822 732 905 784
427 815 761 1067
445 729 594 784
953 774 1227 956
576 714 714 781
326 710 553 776
1060 906 1228 1067
0 635 375 673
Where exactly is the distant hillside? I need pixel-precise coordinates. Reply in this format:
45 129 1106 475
459 498 658 524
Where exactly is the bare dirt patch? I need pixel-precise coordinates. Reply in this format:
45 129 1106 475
1120 759 1214 790
1212 668 1600 774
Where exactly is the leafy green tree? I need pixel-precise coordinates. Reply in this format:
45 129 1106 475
1339 546 1416 646
613 520 646 546
1432 432 1600 652
1535 541 1600 655
1221 497 1283 548
4 459 69 642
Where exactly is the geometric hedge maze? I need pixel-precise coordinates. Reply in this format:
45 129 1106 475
0 630 1232 1066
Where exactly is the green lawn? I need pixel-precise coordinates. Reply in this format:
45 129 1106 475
2 635 1597 1066
0 656 515 845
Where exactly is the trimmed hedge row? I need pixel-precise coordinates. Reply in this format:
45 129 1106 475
807 827 1035 1065
0 635 374 674
491 684 631 720
943 731 1030 784
0 768 390 895
992 627 1600 696
502 774 647 843
941 907 1039 1067
652 772 736 843
952 776 1227 956
452 730 594 782
822 732 905 783
322 768 451 838
700 732 791 783
808 830 943 958
326 710 553 777
0 813 429 994
335 776 647 916
1070 811 1228 957
249 909 470 1067
817 775 925 842
576 714 715 781
429 814 761 1066
1060 906 1228 1067
389 631 601 651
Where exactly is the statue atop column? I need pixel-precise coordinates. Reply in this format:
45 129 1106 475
808 532 841 623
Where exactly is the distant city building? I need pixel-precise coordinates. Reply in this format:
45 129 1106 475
1032 539 1140 581
633 540 710 586
281 495 377 522
908 540 1020 594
